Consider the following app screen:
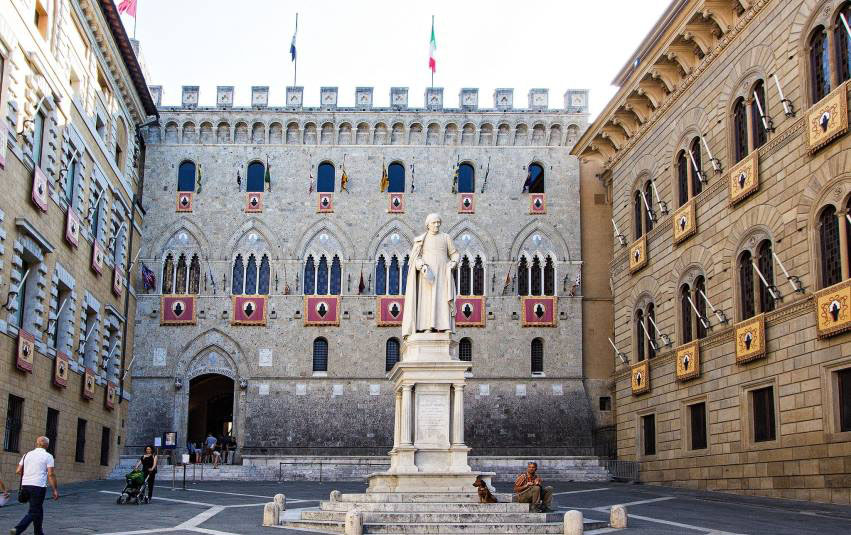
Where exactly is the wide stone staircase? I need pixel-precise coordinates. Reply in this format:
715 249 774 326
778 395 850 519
279 490 609 534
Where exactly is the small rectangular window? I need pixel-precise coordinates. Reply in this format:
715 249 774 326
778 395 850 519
3 395 24 452
45 408 59 456
689 402 707 450
32 111 45 167
838 368 851 432
599 396 612 411
100 427 111 466
75 418 87 462
752 387 776 443
642 414 656 456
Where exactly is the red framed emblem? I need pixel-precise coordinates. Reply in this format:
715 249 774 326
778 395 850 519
82 368 96 400
65 208 80 247
458 193 475 214
91 241 104 275
176 191 193 212
105 383 116 410
304 296 340 326
53 352 69 388
232 295 268 326
388 193 405 213
16 329 35 373
245 192 264 213
521 296 557 327
160 295 197 325
112 268 124 297
377 296 404 326
32 166 49 212
529 193 546 214
317 193 334 213
455 296 485 327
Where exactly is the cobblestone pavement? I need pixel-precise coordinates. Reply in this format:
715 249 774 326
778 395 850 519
0 479 849 534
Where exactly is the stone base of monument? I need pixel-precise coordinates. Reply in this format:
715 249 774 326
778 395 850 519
278 333 609 533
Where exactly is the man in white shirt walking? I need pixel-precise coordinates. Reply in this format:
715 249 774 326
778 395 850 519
11 436 59 535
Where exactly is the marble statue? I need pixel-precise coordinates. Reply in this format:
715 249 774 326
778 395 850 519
401 213 460 337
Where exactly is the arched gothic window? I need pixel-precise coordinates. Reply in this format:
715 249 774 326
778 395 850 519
258 255 270 294
695 276 707 340
459 256 471 295
473 256 484 296
531 338 544 374
527 163 545 194
232 254 244 295
304 256 315 295
386 338 400 371
517 255 555 296
634 184 653 238
313 337 328 372
458 163 475 193
690 137 703 197
177 161 196 192
681 284 693 344
189 255 201 294
757 240 776 314
388 256 400 295
677 151 689 206
530 256 542 296
646 303 656 360
836 5 851 84
635 309 645 362
246 161 265 192
459 337 472 362
317 255 329 295
819 205 842 288
517 256 529 296
733 97 749 163
388 162 405 193
245 255 258 294
751 81 768 150
634 191 644 239
739 250 756 320
317 162 335 192
175 254 187 294
376 256 387 295
402 256 410 294
376 255 406 296
162 254 174 294
543 257 555 296
811 26 831 103
330 256 342 295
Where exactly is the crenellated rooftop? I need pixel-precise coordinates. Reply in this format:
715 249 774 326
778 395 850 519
147 85 590 114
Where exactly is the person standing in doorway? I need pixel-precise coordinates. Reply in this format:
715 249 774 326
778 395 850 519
132 446 158 501
12 436 59 535
204 433 217 463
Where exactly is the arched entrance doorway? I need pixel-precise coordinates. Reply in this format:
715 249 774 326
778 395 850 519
187 374 234 449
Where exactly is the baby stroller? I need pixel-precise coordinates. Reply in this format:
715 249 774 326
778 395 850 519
116 469 150 505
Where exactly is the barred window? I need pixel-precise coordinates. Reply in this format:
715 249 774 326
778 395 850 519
531 338 544 374
739 251 756 320
245 255 258 294
459 337 472 362
635 309 645 362
459 256 471 295
473 257 485 296
231 254 244 295
690 138 703 196
375 255 387 295
758 240 776 313
3 394 23 453
677 150 689 206
303 255 315 295
175 254 187 294
177 161 196 192
820 206 842 288
312 337 328 372
681 284 693 344
733 97 749 163
836 5 851 84
811 27 831 103
751 81 768 150
695 276 707 339
385 338 400 371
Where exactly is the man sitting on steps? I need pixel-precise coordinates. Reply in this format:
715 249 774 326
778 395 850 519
513 462 554 513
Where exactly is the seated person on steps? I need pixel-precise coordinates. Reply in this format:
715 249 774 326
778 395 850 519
513 462 554 513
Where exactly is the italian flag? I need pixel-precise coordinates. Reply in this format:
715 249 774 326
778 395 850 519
429 17 436 73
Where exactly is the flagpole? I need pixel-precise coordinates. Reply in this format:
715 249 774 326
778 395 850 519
293 13 298 87
431 15 434 89
133 1 138 39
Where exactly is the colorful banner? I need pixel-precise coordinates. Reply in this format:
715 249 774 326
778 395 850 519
113 268 124 297
376 296 404 326
82 368 96 400
672 200 697 244
675 340 700 381
735 313 766 364
232 295 268 326
304 295 340 326
160 295 196 325
458 193 475 214
105 383 116 410
728 151 759 206
521 296 557 327
455 296 485 327
388 193 404 213
245 192 263 213
65 208 80 247
631 360 650 395
53 352 69 388
32 166 49 212
816 279 851 338
16 329 35 373
529 193 546 214
176 191 193 212
317 193 334 213
628 235 648 274
806 81 849 153
91 241 104 275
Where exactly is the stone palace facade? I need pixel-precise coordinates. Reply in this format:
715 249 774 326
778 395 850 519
127 85 612 459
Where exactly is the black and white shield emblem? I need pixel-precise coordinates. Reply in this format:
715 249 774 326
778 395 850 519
392 197 401 208
172 300 185 317
534 303 545 319
744 331 753 350
389 302 400 318
180 195 189 207
682 354 690 370
738 171 747 189
250 195 259 207
679 215 687 231
321 196 330 208
830 299 842 322
462 303 473 319
243 301 254 317
820 111 831 132
635 371 642 386
316 301 328 318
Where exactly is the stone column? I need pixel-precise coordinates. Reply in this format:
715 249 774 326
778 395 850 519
400 385 413 446
451 383 464 446
393 388 402 448
839 210 850 281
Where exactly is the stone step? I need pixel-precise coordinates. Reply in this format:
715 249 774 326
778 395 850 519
341 492 513 503
282 519 608 535
283 519 344 534
303 511 561 523
321 501 531 513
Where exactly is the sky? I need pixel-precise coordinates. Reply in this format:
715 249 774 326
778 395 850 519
123 0 671 118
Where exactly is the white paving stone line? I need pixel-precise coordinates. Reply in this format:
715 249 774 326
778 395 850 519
183 487 315 503
628 514 747 535
591 496 675 511
553 487 611 496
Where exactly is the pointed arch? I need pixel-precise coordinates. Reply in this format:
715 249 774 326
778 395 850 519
174 328 247 380
295 218 355 261
365 218 416 260
224 217 283 261
147 217 211 260
445 219 499 261
509 221 571 262
720 203 786 272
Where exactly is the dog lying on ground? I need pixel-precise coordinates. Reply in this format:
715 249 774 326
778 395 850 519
473 475 498 503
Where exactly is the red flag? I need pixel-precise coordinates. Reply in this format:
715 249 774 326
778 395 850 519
118 0 137 17
358 271 365 295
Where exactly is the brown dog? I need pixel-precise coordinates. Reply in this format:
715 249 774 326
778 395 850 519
473 475 497 503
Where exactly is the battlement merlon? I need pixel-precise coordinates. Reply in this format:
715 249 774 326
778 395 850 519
147 86 591 114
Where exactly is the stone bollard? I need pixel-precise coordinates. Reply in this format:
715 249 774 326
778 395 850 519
330 490 342 502
563 509 584 535
274 493 286 511
344 509 363 535
262 502 280 527
610 504 628 528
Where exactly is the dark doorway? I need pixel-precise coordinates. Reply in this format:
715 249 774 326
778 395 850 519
187 374 234 448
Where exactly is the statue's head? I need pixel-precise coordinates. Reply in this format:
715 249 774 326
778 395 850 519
425 213 442 234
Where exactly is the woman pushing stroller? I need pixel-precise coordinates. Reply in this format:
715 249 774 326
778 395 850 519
132 446 158 501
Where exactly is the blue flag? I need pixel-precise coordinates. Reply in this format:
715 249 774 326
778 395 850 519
290 15 297 62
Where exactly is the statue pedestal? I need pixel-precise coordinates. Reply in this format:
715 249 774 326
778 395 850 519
367 332 493 493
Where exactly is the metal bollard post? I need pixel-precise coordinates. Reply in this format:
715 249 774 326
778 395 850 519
182 464 187 490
